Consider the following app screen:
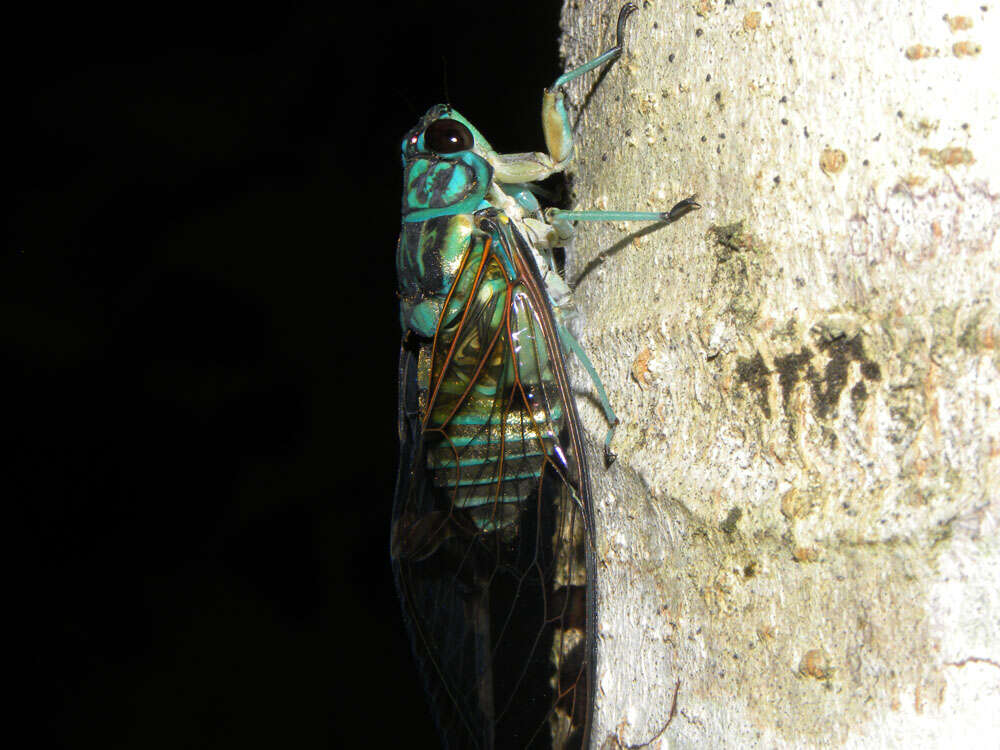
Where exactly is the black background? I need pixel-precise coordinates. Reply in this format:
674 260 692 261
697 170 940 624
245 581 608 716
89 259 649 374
10 1 566 747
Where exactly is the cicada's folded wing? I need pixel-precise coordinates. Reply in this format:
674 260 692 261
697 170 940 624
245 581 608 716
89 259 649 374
392 342 495 750
392 213 595 749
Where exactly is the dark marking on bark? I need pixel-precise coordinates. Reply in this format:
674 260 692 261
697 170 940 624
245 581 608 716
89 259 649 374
737 333 881 438
774 348 813 415
851 379 869 414
720 506 742 534
709 221 754 261
735 352 771 418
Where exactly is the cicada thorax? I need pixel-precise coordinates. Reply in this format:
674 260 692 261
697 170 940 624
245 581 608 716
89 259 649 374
402 153 486 215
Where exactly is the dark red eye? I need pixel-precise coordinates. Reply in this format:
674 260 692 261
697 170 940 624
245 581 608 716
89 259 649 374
424 119 474 153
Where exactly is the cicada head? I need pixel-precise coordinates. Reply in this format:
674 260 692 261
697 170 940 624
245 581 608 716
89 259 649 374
400 106 496 221
400 105 496 160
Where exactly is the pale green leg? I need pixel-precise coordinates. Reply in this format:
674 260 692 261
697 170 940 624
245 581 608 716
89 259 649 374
550 3 638 89
540 3 638 166
547 197 702 226
556 321 620 462
491 4 640 184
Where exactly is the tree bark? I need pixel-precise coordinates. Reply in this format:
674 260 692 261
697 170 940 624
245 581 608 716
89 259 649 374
559 2 1000 747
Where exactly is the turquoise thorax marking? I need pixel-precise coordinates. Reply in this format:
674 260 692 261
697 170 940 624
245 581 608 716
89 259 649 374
397 212 523 337
401 153 491 221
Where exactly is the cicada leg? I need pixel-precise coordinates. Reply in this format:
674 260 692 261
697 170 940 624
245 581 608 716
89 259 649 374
542 3 639 166
489 3 639 184
547 196 702 226
547 192 701 466
555 321 622 465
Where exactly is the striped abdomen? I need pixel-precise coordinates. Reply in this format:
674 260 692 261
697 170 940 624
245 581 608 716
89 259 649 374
422 251 564 533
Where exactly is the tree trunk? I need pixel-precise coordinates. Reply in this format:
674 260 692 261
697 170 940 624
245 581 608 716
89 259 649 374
559 2 1000 747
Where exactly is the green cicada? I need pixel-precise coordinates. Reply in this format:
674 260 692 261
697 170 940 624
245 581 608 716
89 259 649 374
391 5 698 748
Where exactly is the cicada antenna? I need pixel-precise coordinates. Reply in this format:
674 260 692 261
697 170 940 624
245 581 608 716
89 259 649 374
441 55 450 108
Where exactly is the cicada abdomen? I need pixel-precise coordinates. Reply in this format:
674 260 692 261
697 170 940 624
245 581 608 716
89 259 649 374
391 5 699 748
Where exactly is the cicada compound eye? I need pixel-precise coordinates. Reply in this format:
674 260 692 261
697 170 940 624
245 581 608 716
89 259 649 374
424 118 474 154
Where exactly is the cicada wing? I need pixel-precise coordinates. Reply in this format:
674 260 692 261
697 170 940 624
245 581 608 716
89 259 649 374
392 214 595 750
392 341 495 749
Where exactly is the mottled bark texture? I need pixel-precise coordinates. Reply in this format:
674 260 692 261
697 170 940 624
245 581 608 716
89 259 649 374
559 2 1000 747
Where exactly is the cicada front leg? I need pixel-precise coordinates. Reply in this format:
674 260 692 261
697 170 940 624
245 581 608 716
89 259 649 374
542 3 639 168
485 3 638 185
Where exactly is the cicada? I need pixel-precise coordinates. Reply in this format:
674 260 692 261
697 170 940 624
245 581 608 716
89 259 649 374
391 5 698 748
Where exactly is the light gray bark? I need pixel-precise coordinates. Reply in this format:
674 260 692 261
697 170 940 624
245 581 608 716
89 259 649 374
558 2 1000 747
